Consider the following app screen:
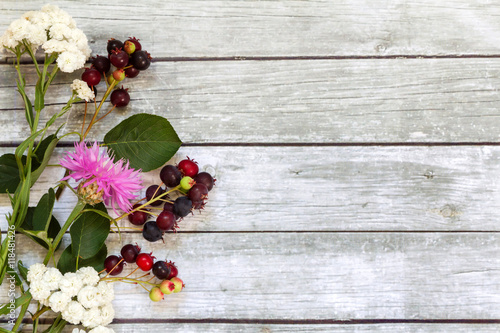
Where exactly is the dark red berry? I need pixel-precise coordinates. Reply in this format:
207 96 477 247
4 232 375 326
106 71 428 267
156 210 176 231
104 255 124 275
126 37 142 52
173 196 192 218
81 68 101 86
188 183 208 202
192 200 205 210
128 204 149 225
92 55 111 74
160 165 182 187
131 50 151 70
107 39 123 54
152 261 171 279
120 243 140 263
178 157 199 177
146 185 165 206
193 172 215 191
110 87 130 107
166 261 178 279
125 66 140 78
136 253 154 271
109 49 129 68
142 221 163 242
163 202 175 213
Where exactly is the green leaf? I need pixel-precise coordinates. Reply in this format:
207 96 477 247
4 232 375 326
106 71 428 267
70 203 110 260
32 188 55 231
0 154 25 193
17 229 52 248
20 207 61 250
0 291 31 315
104 113 182 172
31 135 59 186
16 75 33 130
57 243 107 274
17 261 28 281
34 82 44 112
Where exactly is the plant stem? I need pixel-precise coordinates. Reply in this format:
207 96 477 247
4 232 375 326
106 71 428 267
43 200 86 265
82 80 117 139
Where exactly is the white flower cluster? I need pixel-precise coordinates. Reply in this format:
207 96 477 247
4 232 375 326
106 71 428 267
71 79 95 102
0 4 91 72
73 326 115 333
28 264 115 329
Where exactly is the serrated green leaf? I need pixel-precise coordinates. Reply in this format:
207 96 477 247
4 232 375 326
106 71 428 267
104 113 182 172
32 188 55 231
70 203 110 260
57 243 107 274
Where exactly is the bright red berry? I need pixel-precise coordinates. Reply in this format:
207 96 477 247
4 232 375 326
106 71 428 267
178 157 199 177
136 253 154 271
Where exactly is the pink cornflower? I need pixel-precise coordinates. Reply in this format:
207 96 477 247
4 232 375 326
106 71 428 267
60 141 143 214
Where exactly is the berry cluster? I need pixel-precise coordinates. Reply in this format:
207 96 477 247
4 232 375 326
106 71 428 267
80 37 152 108
103 244 184 302
127 157 216 243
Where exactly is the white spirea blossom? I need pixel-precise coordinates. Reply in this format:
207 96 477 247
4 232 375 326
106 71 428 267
0 4 90 73
59 272 84 297
96 281 115 306
62 300 85 325
81 306 102 328
48 291 72 313
77 267 100 286
29 280 52 301
41 267 63 291
89 326 115 333
27 263 47 283
71 79 95 102
99 303 115 327
72 329 86 333
78 285 100 309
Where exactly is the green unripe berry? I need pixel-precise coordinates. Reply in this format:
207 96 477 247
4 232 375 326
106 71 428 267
149 286 164 302
159 280 175 295
170 277 184 293
180 176 195 190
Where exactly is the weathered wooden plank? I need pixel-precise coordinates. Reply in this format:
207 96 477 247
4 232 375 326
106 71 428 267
1 145 500 231
10 323 500 333
2 233 499 319
2 0 500 58
2 59 500 143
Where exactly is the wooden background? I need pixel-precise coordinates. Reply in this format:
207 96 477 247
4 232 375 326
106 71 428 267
1 0 500 332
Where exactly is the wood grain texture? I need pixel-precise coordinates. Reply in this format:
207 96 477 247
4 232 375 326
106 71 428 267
10 323 500 333
3 0 500 58
2 59 500 143
0 145 499 231
2 232 499 320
